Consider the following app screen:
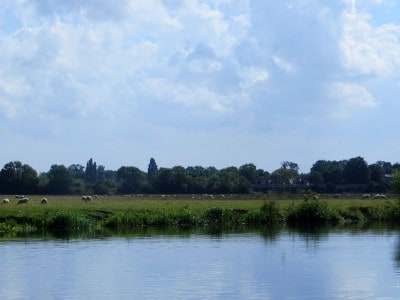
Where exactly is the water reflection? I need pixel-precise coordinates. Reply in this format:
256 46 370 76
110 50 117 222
1 225 400 299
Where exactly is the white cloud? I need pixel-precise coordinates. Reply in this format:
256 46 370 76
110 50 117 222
146 77 247 113
0 0 399 172
327 82 378 118
333 82 377 107
272 55 296 74
238 66 269 89
340 0 400 76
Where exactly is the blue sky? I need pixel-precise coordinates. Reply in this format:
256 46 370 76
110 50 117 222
0 0 399 173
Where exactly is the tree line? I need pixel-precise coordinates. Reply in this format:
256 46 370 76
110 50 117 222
0 157 398 195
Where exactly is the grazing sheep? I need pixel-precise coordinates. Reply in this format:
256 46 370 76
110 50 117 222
313 195 319 200
81 195 92 202
1 198 9 205
17 197 29 204
41 197 48 204
371 194 388 200
361 194 371 199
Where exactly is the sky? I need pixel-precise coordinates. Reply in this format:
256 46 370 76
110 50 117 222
0 0 399 173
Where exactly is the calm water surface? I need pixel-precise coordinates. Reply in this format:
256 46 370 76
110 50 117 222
1 227 400 299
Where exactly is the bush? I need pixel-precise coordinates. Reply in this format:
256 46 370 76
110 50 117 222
287 199 337 224
169 209 194 227
46 211 95 232
203 207 224 225
260 201 284 224
46 211 76 231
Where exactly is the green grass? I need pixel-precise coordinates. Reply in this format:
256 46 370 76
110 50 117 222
0 194 399 234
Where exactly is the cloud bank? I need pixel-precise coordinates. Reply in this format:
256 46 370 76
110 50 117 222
0 0 399 172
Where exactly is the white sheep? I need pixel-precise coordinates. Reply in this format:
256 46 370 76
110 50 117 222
82 195 92 202
41 197 48 204
1 198 9 205
17 197 29 204
371 194 388 200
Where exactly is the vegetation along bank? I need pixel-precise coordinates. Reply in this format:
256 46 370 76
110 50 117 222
1 194 400 235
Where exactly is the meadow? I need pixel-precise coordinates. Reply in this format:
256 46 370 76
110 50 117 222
1 194 400 234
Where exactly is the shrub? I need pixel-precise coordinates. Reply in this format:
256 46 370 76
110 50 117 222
46 211 76 231
287 199 336 224
203 207 224 225
260 201 284 224
169 209 194 227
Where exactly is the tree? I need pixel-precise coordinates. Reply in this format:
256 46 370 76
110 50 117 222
392 169 400 195
117 166 146 194
19 164 39 194
308 171 324 185
343 156 370 184
171 166 188 193
311 160 345 185
68 164 85 180
254 169 270 185
239 163 257 184
186 166 207 193
218 167 249 193
97 165 106 181
369 163 385 183
46 164 73 194
270 168 299 185
270 162 300 186
153 168 174 193
85 158 97 183
281 161 299 172
0 161 39 194
375 161 393 174
147 158 158 181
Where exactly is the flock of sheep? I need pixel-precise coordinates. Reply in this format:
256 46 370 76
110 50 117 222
1 195 48 205
1 195 97 205
0 193 391 205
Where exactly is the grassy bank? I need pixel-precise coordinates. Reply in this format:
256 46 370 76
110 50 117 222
1 194 399 235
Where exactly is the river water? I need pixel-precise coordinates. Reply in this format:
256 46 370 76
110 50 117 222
1 226 400 299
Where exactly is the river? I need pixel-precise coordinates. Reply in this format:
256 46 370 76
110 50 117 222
1 225 399 299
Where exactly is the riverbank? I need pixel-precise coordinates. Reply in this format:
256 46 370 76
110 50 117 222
0 194 399 234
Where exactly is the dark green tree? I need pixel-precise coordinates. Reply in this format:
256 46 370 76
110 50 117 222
85 158 97 183
254 169 270 185
369 163 385 183
343 156 370 184
97 165 106 181
311 160 345 185
0 161 39 194
186 166 208 193
308 171 324 185
270 168 298 185
375 161 393 174
117 166 146 194
392 169 400 194
239 163 257 183
68 164 85 180
271 162 300 186
281 161 299 172
147 158 158 181
46 164 73 194
153 168 174 193
171 166 188 193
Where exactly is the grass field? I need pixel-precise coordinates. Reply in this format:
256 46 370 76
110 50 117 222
1 194 399 234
